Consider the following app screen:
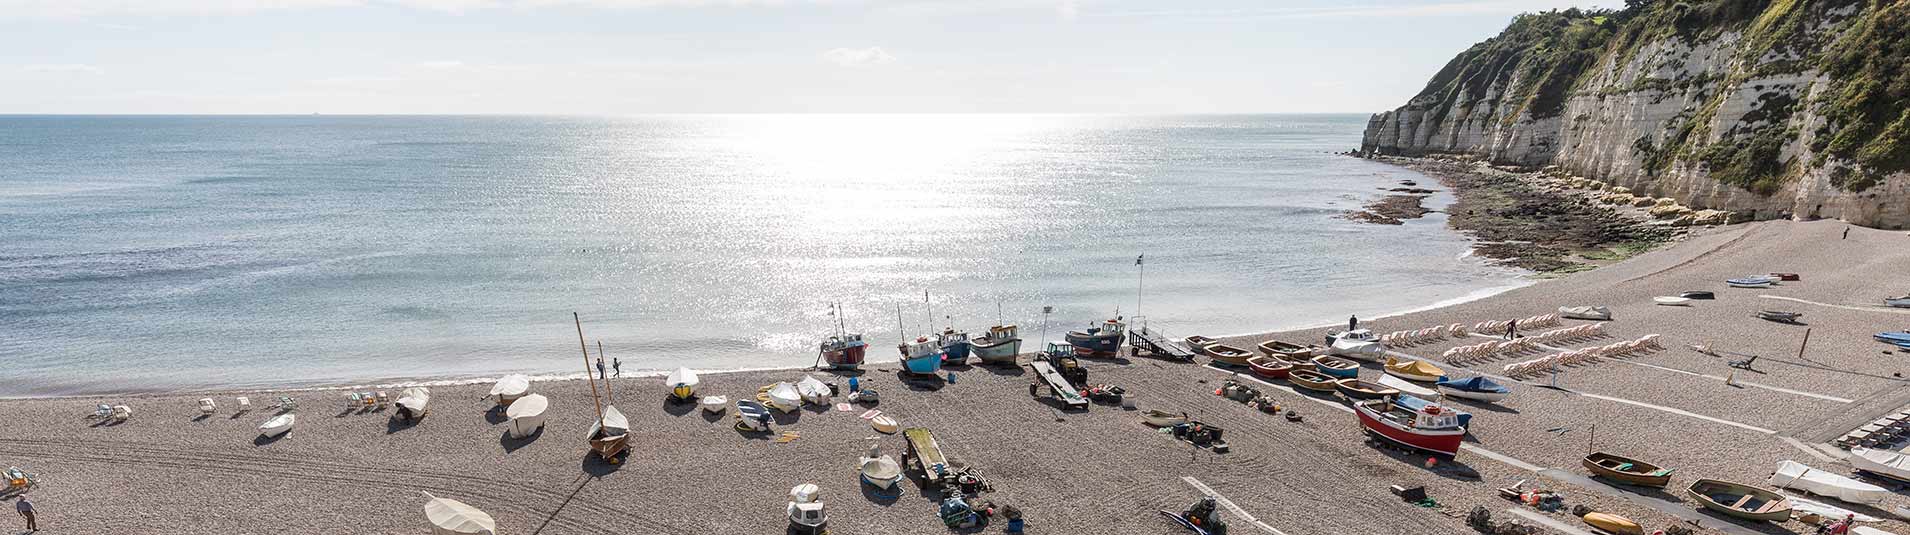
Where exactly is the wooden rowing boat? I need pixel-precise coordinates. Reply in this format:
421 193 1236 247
1246 356 1293 380
1582 452 1672 488
1203 344 1255 367
1334 379 1399 400
1256 339 1320 360
1311 355 1359 378
1287 369 1338 392
1686 479 1791 522
1184 335 1219 349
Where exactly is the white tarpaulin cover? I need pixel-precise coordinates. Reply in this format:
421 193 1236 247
1786 493 1881 523
1558 306 1613 321
397 387 431 413
424 492 496 535
1377 374 1439 400
766 382 801 411
1770 460 1888 505
1850 447 1910 482
666 367 699 388
797 375 831 404
489 374 530 399
505 393 549 438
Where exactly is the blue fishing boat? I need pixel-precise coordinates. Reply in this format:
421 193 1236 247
1727 276 1777 288
898 336 945 376
1436 376 1511 402
1064 316 1126 357
939 327 972 365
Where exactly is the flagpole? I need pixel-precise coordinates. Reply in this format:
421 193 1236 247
1136 254 1145 330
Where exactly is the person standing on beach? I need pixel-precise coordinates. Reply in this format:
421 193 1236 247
1348 315 1358 331
15 494 35 531
595 356 607 381
1506 319 1518 340
612 357 621 378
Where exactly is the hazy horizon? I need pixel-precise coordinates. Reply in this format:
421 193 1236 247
6 0 1603 115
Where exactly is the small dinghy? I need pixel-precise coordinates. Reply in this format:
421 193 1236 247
1653 296 1692 306
1582 452 1672 488
1558 305 1613 321
1200 343 1255 367
1256 339 1320 360
1310 355 1360 378
504 393 549 439
1142 409 1190 428
258 413 296 438
1756 310 1803 323
666 367 700 402
395 387 431 421
699 395 728 414
1246 356 1293 380
1436 376 1510 402
858 444 904 490
1888 295 1910 308
423 491 496 535
1581 512 1642 535
1680 291 1715 300
796 375 832 405
488 374 530 406
870 414 899 434
587 405 631 463
1334 378 1399 400
1383 357 1445 382
735 400 772 432
760 382 802 413
1288 369 1339 392
1727 277 1776 288
1686 479 1791 522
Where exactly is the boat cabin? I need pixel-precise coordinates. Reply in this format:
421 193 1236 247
940 328 969 345
1099 318 1127 338
899 337 939 358
822 333 864 351
1379 402 1461 431
986 324 1017 341
1338 328 1377 342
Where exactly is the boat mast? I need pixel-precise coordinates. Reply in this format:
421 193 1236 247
924 290 932 335
896 304 905 342
574 312 605 430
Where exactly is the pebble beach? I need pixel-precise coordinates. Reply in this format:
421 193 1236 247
7 219 1910 535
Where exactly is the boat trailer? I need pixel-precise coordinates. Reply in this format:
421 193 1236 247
1029 359 1089 409
1129 323 1197 361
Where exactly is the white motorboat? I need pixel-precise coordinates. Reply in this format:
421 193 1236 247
796 375 832 405
259 413 296 438
1769 460 1888 505
858 444 904 490
504 393 549 439
1329 328 1385 361
1727 277 1776 288
763 382 802 412
1653 296 1693 306
700 395 729 414
488 374 530 406
870 414 898 434
424 491 496 535
666 367 699 401
787 484 827 534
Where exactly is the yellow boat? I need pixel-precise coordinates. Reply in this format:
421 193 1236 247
1383 357 1446 383
1581 512 1642 535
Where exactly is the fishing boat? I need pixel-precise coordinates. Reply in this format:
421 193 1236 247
1328 328 1384 361
1685 479 1792 522
1256 339 1321 360
666 366 700 402
1065 316 1127 357
1653 296 1693 306
1557 306 1612 321
1756 310 1803 323
489 374 531 406
1436 376 1511 402
1769 460 1888 505
1383 357 1446 383
1888 295 1910 308
505 393 549 439
818 303 867 370
258 413 296 438
1582 512 1642 535
858 444 904 490
1311 355 1360 378
1335 379 1400 400
1353 398 1464 458
1727 277 1776 288
897 335 946 376
938 327 972 365
1875 331 1910 345
1581 452 1673 488
970 324 1023 365
1202 343 1255 367
1850 447 1910 483
1142 409 1190 427
1246 356 1293 380
1392 392 1468 428
1287 369 1339 392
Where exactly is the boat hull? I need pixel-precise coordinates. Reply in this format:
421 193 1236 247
970 338 1022 364
1246 357 1292 380
1355 401 1462 458
1065 331 1123 356
1384 369 1442 383
902 353 945 375
1335 379 1398 400
941 341 971 364
1686 479 1790 522
822 344 866 370
1437 385 1509 402
1311 356 1359 378
1287 371 1339 392
1582 453 1671 488
1889 298 1910 309
590 434 629 463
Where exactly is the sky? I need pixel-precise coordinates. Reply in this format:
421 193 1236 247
2 0 1606 114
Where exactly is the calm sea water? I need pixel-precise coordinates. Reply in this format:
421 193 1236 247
0 114 1526 397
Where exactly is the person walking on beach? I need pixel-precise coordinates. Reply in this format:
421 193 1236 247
1506 319 1518 340
612 357 621 378
15 494 35 531
595 356 607 381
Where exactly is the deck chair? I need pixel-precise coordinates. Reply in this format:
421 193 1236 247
110 405 132 422
197 398 217 415
372 391 391 408
86 404 112 420
235 396 252 413
270 395 297 411
345 393 365 410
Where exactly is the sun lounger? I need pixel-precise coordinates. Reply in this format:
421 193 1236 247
236 396 252 413
85 404 112 420
197 398 216 415
110 405 132 422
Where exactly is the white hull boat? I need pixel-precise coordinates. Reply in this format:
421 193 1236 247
259 413 296 438
1654 296 1692 306
1558 305 1612 321
858 444 904 490
1849 447 1910 484
666 367 700 401
1329 328 1385 361
489 374 530 406
424 491 496 535
797 375 832 405
505 393 549 439
700 395 729 414
764 382 802 413
396 387 431 419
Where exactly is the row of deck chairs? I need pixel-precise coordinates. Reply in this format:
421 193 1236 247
1836 409 1910 449
84 404 132 423
195 395 298 416
344 391 392 411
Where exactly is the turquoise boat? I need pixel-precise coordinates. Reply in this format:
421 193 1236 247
898 335 946 376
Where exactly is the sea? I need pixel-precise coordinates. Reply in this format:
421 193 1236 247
0 114 1529 397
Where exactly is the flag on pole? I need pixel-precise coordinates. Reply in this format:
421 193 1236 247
1042 306 1053 314
1136 254 1144 266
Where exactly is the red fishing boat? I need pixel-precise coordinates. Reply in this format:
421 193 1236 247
1354 398 1464 458
1245 356 1293 380
819 303 867 370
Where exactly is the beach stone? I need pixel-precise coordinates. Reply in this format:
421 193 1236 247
1692 209 1731 226
1632 197 1657 207
1610 186 1631 195
1649 205 1692 219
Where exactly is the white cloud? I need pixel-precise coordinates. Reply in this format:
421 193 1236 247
1056 0 1077 21
822 46 896 68
22 63 104 74
416 60 468 69
1091 1 1600 21
0 0 828 19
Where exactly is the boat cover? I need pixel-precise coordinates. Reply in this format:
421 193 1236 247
766 382 802 411
1392 395 1470 428
666 367 699 388
1558 305 1613 321
1377 374 1439 399
489 374 530 399
593 405 629 437
1770 460 1888 505
505 393 548 420
1437 376 1509 393
1386 358 1446 379
1786 494 1881 523
397 387 431 413
1875 332 1910 344
424 492 496 535
1850 447 1910 482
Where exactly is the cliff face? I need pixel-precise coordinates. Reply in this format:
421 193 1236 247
1362 0 1910 229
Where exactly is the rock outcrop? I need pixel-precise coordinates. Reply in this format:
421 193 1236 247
1361 0 1909 229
